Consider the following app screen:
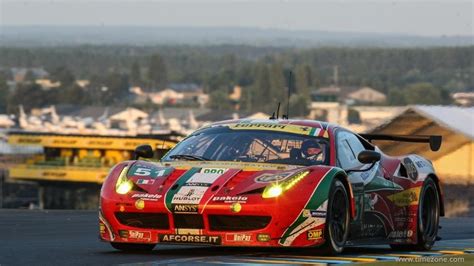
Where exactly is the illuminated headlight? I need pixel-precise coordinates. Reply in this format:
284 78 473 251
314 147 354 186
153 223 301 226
262 170 310 199
115 166 133 195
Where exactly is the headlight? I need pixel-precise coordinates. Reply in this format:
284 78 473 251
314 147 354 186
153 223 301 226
262 170 310 199
115 166 133 195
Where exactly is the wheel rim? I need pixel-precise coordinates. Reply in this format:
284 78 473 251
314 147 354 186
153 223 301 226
420 186 438 240
329 188 347 245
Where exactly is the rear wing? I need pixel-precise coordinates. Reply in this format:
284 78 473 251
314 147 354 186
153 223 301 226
359 134 442 152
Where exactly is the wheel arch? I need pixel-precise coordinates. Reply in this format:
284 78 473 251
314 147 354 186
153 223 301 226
333 171 356 220
427 173 445 217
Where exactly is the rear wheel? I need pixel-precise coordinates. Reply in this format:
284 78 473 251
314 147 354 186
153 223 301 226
321 178 350 254
110 242 156 251
390 177 440 251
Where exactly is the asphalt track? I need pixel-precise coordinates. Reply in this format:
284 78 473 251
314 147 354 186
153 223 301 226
0 210 473 266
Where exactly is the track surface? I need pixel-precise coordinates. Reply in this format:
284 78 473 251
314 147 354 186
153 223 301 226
0 210 473 265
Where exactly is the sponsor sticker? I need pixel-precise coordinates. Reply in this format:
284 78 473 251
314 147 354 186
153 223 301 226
403 158 418 181
389 230 413 239
254 172 293 183
387 187 421 207
159 234 221 245
172 186 208 204
131 193 162 200
173 204 198 213
212 196 248 203
119 230 151 241
137 179 155 185
226 233 252 242
201 168 227 174
307 229 323 241
310 210 327 218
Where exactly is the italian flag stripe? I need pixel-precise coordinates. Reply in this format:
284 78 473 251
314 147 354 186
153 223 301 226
164 167 201 212
278 167 340 245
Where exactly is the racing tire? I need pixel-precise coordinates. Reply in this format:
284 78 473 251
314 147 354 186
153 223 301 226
390 177 440 251
110 242 156 251
321 178 350 255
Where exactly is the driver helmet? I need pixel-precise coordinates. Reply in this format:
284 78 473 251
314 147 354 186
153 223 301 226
301 140 322 157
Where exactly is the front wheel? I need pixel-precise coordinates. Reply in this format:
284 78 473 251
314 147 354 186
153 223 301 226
110 242 156 251
321 178 350 254
391 177 440 251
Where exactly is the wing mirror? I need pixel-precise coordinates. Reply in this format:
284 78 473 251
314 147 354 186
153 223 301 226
358 150 381 164
133 144 154 160
345 150 381 174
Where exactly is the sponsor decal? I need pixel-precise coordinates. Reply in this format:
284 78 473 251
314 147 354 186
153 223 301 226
403 158 418 181
257 234 271 242
387 187 421 207
172 186 208 204
159 234 221 245
129 230 151 241
119 230 152 241
201 168 227 174
255 172 293 183
303 209 326 218
173 204 198 213
137 179 155 185
131 193 162 200
175 228 202 235
307 229 323 241
187 172 223 184
226 233 252 242
389 230 413 239
212 196 248 203
310 210 327 218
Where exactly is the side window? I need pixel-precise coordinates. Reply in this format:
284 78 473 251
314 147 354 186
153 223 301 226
336 131 366 169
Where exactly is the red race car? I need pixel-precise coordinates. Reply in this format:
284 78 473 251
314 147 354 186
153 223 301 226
99 119 443 254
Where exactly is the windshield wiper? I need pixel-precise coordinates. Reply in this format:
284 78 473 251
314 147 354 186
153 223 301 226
169 154 210 161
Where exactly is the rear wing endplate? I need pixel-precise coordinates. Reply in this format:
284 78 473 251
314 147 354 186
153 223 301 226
359 134 442 152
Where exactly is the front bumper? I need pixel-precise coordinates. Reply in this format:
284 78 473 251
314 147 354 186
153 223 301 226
99 197 327 247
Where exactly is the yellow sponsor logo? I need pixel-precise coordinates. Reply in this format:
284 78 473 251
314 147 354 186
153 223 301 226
228 123 326 138
307 229 323 241
387 187 421 207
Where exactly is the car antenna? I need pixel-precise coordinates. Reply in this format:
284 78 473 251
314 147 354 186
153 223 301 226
282 70 292 119
276 102 281 119
269 102 281 120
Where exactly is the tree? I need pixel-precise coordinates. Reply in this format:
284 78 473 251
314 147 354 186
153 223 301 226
148 54 168 91
387 88 406 106
130 61 142 86
404 83 443 105
209 90 232 110
0 77 9 112
295 64 313 99
50 66 75 87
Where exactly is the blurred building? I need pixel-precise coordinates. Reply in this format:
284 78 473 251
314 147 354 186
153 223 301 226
369 105 474 184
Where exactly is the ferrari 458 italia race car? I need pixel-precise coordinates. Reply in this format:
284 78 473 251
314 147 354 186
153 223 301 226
99 119 444 254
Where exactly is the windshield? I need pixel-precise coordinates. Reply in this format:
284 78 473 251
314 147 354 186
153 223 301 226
162 126 329 166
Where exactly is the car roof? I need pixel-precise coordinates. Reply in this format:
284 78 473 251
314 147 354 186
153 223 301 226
209 119 338 131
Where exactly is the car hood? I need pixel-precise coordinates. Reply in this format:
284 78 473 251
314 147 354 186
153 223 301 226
125 160 309 197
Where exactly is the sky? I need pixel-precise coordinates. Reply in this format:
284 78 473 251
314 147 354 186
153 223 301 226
1 0 473 36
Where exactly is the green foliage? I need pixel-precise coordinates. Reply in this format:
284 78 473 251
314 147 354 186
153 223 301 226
209 89 232 110
388 83 452 106
0 77 9 112
288 94 309 117
148 54 168 90
0 45 470 114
